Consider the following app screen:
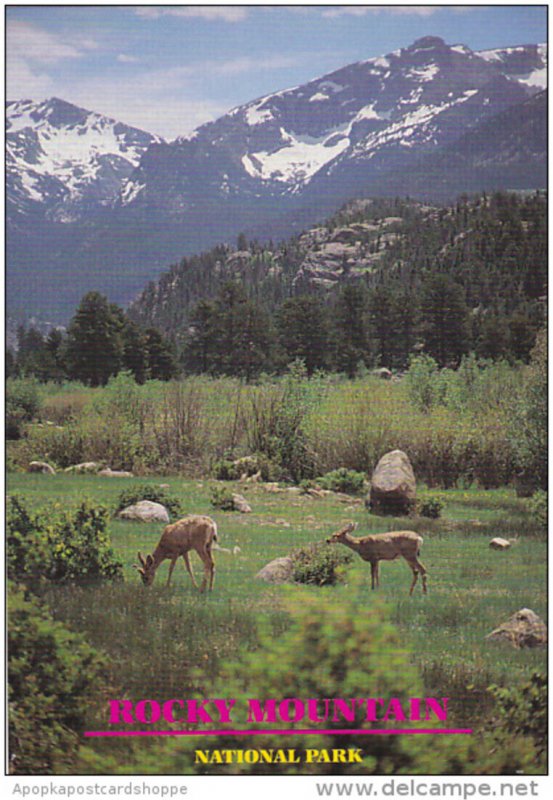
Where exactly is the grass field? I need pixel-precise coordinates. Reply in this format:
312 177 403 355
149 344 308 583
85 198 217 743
7 472 547 773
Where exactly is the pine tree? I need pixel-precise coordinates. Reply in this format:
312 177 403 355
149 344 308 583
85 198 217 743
276 295 330 374
64 292 123 386
333 284 369 377
420 274 470 367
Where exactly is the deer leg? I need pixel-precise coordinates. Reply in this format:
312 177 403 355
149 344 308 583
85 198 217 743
418 558 428 595
370 561 377 590
166 558 177 587
407 557 427 595
199 547 215 592
181 552 199 589
409 568 418 596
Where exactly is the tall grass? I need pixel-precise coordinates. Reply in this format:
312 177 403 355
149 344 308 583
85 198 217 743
9 362 524 489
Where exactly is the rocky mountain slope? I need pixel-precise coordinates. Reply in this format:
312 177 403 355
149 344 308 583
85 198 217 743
7 38 547 322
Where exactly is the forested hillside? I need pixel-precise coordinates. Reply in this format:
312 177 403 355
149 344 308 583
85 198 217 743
127 191 546 374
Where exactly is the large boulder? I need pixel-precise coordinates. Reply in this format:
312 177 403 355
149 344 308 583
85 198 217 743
368 449 416 515
28 461 56 475
118 500 170 523
255 557 294 584
486 608 547 649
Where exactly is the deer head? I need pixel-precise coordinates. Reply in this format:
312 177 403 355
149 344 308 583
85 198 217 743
133 551 156 586
326 521 357 544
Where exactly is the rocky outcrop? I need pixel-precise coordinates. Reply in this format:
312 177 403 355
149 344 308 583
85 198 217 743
368 449 416 515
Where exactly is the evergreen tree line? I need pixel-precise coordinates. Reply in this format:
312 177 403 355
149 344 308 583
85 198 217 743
181 274 543 380
8 292 178 386
8 191 546 385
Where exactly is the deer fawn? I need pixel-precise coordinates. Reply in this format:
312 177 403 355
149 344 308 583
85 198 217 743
134 515 217 591
327 522 428 595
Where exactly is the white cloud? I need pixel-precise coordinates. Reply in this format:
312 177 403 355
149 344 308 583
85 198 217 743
6 19 98 99
134 6 248 23
117 54 140 63
322 6 439 19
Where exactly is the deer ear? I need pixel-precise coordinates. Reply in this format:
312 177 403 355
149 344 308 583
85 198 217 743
138 552 146 567
133 565 145 576
146 555 154 568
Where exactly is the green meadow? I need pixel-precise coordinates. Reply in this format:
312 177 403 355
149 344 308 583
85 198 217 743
8 471 546 773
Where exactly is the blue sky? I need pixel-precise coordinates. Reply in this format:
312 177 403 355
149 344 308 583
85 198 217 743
6 4 548 139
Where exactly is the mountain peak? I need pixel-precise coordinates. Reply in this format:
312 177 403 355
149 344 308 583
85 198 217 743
409 36 447 51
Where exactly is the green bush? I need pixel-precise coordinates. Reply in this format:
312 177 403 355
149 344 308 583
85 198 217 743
291 542 353 586
318 467 366 494
6 378 41 440
8 582 107 774
526 490 547 530
7 495 123 586
488 672 547 759
115 483 183 519
508 328 547 491
417 494 444 519
213 453 281 482
210 485 236 511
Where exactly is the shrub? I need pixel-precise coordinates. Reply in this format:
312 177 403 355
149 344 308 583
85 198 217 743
210 485 236 511
508 328 547 491
488 672 547 758
417 494 444 519
6 378 41 440
115 483 183 519
291 542 353 586
8 582 107 774
213 453 281 482
7 495 50 586
7 495 123 586
526 490 547 530
405 354 446 413
318 467 366 494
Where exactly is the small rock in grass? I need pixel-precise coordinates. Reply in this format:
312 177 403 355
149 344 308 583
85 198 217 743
489 537 511 550
28 461 56 475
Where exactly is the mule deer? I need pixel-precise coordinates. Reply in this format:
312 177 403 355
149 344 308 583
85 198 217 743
327 522 427 595
134 515 217 591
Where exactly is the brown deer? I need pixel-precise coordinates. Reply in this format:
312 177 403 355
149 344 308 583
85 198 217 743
327 522 427 595
134 515 217 591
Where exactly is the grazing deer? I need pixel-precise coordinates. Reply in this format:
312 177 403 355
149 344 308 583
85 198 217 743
134 515 217 591
326 522 427 595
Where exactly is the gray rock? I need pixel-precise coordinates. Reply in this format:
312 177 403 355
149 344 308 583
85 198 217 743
489 537 511 550
118 500 170 523
255 557 294 584
64 462 102 474
232 493 252 513
98 468 134 478
486 608 547 649
369 449 416 515
28 461 56 475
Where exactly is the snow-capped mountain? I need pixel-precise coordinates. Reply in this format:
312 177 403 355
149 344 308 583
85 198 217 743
6 97 160 222
119 36 545 213
6 37 547 323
